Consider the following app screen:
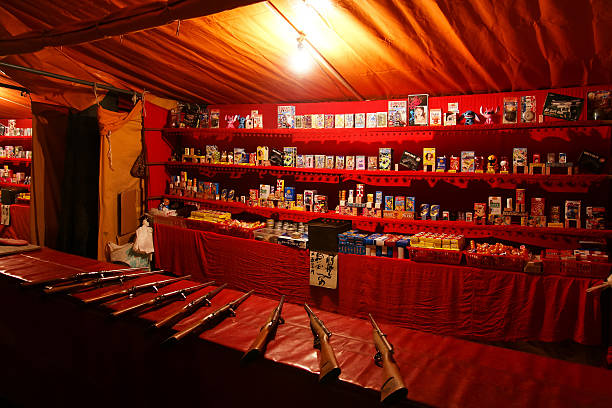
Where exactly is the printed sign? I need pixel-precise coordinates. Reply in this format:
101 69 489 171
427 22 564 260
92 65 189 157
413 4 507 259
309 251 338 289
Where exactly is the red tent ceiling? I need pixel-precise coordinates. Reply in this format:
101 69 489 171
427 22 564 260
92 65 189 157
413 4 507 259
0 0 610 109
0 74 33 118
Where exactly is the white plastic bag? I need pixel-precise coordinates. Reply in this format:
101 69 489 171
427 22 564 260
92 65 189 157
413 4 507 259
133 219 154 254
107 242 150 269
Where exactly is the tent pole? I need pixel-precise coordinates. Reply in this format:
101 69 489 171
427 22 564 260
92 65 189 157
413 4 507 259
0 61 136 96
0 82 30 94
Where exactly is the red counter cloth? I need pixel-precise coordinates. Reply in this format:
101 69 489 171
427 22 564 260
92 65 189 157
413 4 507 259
112 287 612 408
0 204 30 241
154 223 606 346
1 248 612 407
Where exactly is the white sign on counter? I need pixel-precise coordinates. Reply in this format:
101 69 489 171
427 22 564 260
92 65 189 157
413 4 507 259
309 250 337 289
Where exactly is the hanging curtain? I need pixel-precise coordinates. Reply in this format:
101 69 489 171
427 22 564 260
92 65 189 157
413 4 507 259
55 105 100 258
97 101 143 261
30 102 70 249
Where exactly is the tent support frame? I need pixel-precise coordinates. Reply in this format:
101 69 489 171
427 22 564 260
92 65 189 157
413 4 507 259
0 61 137 96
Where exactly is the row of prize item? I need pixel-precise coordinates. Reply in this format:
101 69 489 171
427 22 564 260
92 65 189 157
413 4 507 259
170 90 611 130
0 146 32 159
185 145 584 174
276 91 610 129
168 173 605 230
0 167 28 184
0 120 32 136
184 146 395 171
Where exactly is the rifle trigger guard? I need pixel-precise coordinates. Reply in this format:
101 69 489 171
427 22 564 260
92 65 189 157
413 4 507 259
229 308 236 317
152 285 159 293
373 351 383 367
309 324 319 347
279 317 285 325
313 336 321 349
180 292 187 300
204 299 211 306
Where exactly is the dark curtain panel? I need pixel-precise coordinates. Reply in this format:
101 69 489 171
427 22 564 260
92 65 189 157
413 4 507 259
56 105 100 258
31 102 70 249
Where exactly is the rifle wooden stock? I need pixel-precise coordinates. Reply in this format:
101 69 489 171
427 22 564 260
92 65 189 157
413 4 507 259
242 295 285 363
304 303 341 383
110 281 215 317
369 314 407 404
22 267 147 287
82 275 189 304
153 283 227 329
43 270 159 294
166 290 254 343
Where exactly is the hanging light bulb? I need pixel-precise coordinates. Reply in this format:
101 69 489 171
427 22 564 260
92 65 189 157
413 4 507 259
290 34 312 74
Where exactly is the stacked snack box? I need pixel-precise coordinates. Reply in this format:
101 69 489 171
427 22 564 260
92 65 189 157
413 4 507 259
409 232 465 250
189 209 232 223
339 231 411 258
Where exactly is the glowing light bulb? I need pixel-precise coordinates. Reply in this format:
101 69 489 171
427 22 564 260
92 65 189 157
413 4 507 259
290 40 312 74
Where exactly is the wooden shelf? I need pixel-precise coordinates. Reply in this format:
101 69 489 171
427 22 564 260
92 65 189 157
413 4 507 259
161 120 612 135
161 161 610 192
0 157 31 165
163 194 612 247
0 136 32 142
159 121 612 145
0 182 29 189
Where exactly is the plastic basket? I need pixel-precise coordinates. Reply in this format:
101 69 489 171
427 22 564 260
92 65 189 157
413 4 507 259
465 252 527 271
542 258 611 279
184 218 260 239
407 247 463 265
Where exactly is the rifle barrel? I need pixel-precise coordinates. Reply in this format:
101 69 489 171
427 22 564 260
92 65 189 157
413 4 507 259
166 289 253 343
368 313 380 331
369 313 407 403
305 303 332 338
304 302 340 383
111 281 215 316
44 270 160 294
22 267 147 287
369 314 394 353
229 289 255 309
82 275 189 304
153 283 228 329
242 294 285 363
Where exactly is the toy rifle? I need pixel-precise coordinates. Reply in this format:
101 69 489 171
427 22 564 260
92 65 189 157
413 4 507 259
368 313 407 404
111 281 215 317
242 295 285 363
44 270 160 294
304 303 341 383
22 267 147 287
81 275 190 304
165 289 254 343
153 283 228 329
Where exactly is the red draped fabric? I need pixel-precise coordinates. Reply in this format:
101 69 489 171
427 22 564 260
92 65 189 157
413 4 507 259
0 204 30 241
154 223 608 346
1 248 612 408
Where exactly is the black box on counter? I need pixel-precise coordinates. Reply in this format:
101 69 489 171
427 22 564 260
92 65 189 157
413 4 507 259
307 218 352 252
1 187 27 205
